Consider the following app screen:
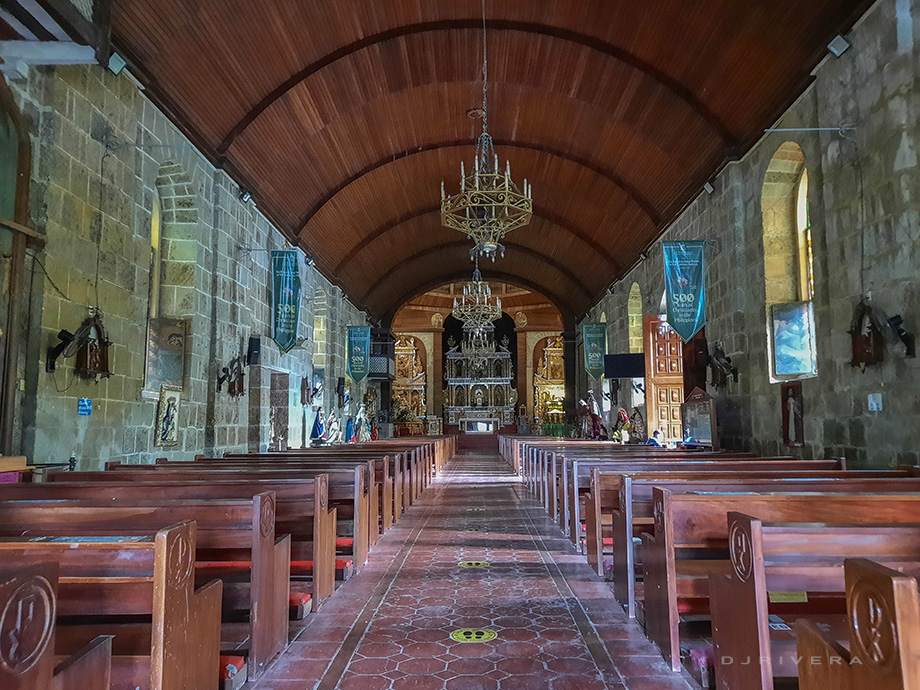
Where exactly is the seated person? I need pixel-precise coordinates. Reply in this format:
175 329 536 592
646 430 663 446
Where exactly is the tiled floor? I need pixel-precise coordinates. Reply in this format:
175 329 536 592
251 451 698 689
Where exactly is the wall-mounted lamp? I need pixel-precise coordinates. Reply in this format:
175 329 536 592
238 188 252 203
703 181 715 194
828 35 851 58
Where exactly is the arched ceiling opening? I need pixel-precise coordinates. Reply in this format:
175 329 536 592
392 279 564 334
112 0 873 320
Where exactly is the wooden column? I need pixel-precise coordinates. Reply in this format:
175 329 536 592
515 329 527 415
432 329 443 417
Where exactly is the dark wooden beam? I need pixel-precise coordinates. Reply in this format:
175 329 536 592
357 240 595 305
381 270 577 326
216 19 737 157
329 206 622 278
5 1 57 41
35 0 98 47
303 140 660 247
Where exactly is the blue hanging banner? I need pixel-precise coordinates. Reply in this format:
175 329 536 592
662 241 707 343
581 324 607 380
271 250 302 355
347 326 371 383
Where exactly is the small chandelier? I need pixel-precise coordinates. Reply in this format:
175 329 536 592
452 259 502 330
440 0 533 261
461 324 497 372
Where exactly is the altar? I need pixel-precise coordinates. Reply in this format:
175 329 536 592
443 324 517 427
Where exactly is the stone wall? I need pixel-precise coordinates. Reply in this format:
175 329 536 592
6 62 368 469
583 0 920 468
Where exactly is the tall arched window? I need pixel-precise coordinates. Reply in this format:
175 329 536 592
148 193 161 318
762 142 817 381
627 283 643 354
796 170 815 301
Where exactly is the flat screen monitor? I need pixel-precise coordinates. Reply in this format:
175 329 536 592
604 353 645 379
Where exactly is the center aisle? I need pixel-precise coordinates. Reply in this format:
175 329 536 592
253 452 696 690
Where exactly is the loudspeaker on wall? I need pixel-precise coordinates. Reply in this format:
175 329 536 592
247 337 261 366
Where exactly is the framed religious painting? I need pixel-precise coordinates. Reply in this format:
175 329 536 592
145 318 187 393
769 302 818 380
154 385 182 447
312 369 325 408
781 381 804 446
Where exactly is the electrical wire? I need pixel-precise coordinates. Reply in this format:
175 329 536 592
27 251 75 303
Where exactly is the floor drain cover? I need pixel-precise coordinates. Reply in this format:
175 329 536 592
450 628 498 643
458 561 490 568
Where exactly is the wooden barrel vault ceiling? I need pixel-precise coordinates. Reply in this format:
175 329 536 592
111 0 873 323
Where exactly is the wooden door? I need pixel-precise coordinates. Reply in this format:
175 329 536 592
643 316 684 442
269 372 289 451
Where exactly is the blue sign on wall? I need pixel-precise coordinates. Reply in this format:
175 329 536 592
78 398 92 416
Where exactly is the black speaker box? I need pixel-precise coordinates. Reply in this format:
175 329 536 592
247 337 261 366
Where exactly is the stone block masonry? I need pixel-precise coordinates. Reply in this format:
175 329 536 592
5 62 368 469
583 0 920 469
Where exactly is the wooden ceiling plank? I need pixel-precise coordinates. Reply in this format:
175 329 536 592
215 19 737 158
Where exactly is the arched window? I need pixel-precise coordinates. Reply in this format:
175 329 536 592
627 283 643 354
762 142 817 381
796 170 814 301
148 192 161 318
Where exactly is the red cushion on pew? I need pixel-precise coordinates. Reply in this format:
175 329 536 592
220 655 246 680
602 538 614 546
197 560 353 575
335 537 354 548
290 560 353 574
677 598 709 615
289 592 312 608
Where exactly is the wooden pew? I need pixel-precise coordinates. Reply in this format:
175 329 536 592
797 558 920 690
0 563 112 690
0 455 33 483
0 475 337 608
0 521 222 690
711 513 920 690
155 460 375 558
60 464 371 573
0 494 287 680
644 490 920 672
585 465 918 577
560 452 808 540
584 467 916 578
220 450 401 532
154 458 378 548
605 472 920 617
561 456 844 547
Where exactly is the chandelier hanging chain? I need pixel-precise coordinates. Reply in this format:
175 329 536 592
481 0 488 135
439 0 533 261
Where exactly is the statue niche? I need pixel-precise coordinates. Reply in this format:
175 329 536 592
392 335 427 419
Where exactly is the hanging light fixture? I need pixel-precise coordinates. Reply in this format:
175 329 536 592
440 0 533 261
461 324 497 372
452 257 503 330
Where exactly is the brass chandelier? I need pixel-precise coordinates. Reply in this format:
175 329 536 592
461 324 497 372
452 258 502 330
440 0 533 261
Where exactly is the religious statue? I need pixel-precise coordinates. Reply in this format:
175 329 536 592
355 403 371 442
782 382 804 446
310 411 325 444
578 395 603 440
326 412 342 443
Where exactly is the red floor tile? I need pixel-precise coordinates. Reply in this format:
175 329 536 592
249 452 700 690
